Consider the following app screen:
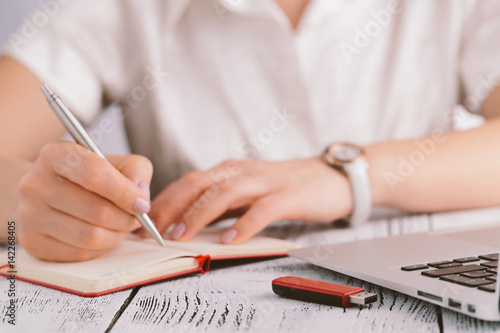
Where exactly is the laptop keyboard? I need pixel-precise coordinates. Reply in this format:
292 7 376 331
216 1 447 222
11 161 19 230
401 253 498 293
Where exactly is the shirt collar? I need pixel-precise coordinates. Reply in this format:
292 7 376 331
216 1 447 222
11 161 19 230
213 0 328 32
165 0 274 28
217 0 272 16
167 0 328 32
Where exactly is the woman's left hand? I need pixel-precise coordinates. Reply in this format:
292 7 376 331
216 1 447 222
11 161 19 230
149 157 353 244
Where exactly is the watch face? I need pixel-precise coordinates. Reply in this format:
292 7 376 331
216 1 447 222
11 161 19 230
329 143 362 163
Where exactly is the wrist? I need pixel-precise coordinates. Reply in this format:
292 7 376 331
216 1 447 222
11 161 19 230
323 143 371 225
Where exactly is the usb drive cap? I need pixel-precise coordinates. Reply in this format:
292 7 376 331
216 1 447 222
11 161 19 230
349 291 378 305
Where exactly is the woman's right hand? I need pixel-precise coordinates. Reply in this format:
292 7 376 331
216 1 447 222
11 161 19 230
16 140 153 262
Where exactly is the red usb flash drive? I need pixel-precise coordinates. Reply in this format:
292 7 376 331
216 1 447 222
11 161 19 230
272 276 377 307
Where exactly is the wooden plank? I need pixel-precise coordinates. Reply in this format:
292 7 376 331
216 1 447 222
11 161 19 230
442 308 500 332
111 219 441 332
388 213 432 236
111 256 441 332
5 212 500 331
430 207 500 231
0 278 133 332
260 217 392 245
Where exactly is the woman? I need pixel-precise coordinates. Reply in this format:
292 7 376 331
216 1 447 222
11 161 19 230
1 0 500 261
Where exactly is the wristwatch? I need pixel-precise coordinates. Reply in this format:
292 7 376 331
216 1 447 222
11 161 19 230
323 143 371 226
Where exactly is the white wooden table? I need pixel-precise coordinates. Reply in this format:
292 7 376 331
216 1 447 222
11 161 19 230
2 208 500 332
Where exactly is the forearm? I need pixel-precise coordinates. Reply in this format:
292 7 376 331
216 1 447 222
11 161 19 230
0 156 31 243
367 117 500 212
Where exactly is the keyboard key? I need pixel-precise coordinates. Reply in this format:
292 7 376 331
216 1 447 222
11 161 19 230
453 257 479 263
428 260 453 267
439 275 492 287
478 283 496 293
486 276 497 282
421 264 484 278
401 264 428 271
478 253 499 261
460 271 494 279
486 268 498 274
435 262 462 269
480 261 499 269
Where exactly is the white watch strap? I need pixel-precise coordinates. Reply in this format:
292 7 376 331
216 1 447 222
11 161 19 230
343 157 371 226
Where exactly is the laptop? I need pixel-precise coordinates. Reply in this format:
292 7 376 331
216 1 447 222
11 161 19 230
288 212 500 321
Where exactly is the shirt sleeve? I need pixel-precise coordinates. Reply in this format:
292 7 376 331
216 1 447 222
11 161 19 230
459 0 500 114
1 0 137 125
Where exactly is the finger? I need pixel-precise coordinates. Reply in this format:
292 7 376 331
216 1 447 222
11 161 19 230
150 171 214 233
108 154 153 199
22 233 108 262
152 159 244 234
41 141 150 215
26 203 127 251
21 158 141 232
170 178 262 241
219 194 291 244
41 174 141 231
168 184 234 240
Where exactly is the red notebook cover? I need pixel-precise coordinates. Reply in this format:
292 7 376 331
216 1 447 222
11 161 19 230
0 252 290 297
0 255 211 297
0 231 297 297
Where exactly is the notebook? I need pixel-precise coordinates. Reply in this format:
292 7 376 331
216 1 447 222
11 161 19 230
0 229 298 297
289 211 500 321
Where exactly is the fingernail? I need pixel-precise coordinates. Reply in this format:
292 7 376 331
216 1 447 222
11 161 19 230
137 180 150 199
169 222 186 240
165 224 175 235
221 229 237 244
132 197 151 214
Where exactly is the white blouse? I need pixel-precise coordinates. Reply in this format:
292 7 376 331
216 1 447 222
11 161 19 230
4 0 500 196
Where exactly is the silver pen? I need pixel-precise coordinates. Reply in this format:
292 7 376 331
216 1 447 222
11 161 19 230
40 83 166 247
